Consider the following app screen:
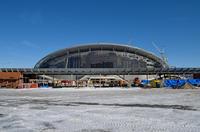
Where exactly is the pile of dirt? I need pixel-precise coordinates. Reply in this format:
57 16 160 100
180 82 198 89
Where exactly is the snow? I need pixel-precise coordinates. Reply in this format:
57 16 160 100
0 88 200 132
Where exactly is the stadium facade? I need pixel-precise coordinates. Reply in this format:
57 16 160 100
35 43 166 69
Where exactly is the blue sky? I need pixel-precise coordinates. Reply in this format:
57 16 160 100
0 0 199 68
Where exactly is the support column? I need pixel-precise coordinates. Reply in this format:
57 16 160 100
43 74 44 86
146 74 149 88
100 74 101 88
53 75 54 87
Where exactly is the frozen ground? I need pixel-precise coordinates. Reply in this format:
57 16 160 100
0 87 200 132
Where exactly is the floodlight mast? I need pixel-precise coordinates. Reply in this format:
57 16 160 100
152 41 168 67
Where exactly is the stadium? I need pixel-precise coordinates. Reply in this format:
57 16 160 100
33 43 167 86
35 43 166 69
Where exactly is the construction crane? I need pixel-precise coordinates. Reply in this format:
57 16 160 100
128 38 133 45
152 41 168 67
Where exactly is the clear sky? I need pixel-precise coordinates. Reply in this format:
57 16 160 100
0 0 199 68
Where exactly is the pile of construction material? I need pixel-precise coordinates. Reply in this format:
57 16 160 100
18 83 38 89
172 82 198 89
180 82 198 89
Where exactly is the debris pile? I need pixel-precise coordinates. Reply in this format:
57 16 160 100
180 82 198 89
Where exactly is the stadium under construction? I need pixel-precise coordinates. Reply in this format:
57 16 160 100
0 43 200 88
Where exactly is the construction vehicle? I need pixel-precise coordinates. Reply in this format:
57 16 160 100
150 80 165 88
132 77 144 87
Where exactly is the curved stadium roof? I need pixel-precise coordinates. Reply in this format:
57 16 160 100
35 43 165 68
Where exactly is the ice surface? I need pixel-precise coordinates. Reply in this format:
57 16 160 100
0 87 200 132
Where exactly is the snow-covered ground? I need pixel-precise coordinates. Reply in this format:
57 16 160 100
0 87 200 132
